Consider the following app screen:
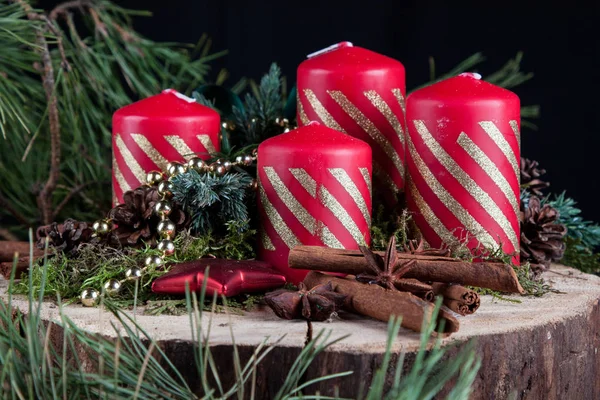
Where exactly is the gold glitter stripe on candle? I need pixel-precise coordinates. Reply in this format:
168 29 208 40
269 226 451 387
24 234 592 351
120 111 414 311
407 177 460 247
457 132 520 219
130 133 169 170
319 186 366 246
328 90 405 180
359 167 372 197
478 121 519 179
509 120 521 152
319 225 344 249
392 88 406 114
258 184 299 249
260 227 276 251
197 134 217 154
165 135 195 159
114 134 146 185
364 90 404 144
329 168 371 227
297 99 310 125
407 134 497 248
289 168 317 198
413 120 518 249
112 156 132 194
263 167 316 234
303 89 346 133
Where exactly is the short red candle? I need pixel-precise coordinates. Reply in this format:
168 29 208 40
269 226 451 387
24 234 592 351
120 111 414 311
257 122 372 283
112 89 220 204
297 42 406 203
405 73 520 258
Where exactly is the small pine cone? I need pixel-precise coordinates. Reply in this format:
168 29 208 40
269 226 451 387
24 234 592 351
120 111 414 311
520 196 567 270
108 186 188 246
36 219 94 255
521 158 550 196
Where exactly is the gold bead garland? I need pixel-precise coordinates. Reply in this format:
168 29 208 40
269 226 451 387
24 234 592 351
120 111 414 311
80 151 258 306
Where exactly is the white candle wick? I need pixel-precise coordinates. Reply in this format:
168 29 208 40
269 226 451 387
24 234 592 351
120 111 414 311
307 121 321 126
307 41 353 59
459 72 482 80
162 88 196 103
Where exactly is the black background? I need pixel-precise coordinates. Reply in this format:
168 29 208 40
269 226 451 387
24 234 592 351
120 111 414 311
43 0 600 221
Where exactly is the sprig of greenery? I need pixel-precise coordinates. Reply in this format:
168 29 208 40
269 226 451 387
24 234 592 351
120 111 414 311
170 169 254 235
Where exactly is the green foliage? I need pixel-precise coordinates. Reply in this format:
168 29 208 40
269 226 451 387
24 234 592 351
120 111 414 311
0 0 221 233
370 206 412 251
1 255 480 399
12 225 257 304
170 169 254 235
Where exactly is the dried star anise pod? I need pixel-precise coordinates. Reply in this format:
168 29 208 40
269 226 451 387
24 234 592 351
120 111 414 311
36 219 95 255
357 236 431 293
403 238 451 257
107 186 188 246
264 282 347 321
520 196 567 270
521 158 550 196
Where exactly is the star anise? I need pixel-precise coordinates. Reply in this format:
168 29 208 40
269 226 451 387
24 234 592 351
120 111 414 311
403 238 451 257
264 282 347 321
357 236 431 293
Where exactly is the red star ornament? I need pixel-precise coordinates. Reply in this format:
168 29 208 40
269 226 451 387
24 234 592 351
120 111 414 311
151 259 287 297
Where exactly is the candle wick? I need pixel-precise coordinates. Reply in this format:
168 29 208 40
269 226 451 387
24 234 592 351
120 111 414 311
307 41 354 59
162 88 196 103
458 72 482 80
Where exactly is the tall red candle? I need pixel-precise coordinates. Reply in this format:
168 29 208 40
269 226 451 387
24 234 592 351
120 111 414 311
257 122 372 283
297 42 406 204
405 73 520 258
112 89 220 204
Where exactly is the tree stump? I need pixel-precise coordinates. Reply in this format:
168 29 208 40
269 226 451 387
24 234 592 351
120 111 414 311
2 265 600 399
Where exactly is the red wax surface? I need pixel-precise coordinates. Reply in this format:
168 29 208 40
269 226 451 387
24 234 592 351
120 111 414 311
297 43 406 201
112 89 220 204
405 73 520 260
151 260 286 297
257 122 372 283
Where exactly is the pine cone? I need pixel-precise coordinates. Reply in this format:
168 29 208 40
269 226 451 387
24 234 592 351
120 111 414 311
521 158 550 196
107 186 188 246
36 219 94 254
520 196 567 269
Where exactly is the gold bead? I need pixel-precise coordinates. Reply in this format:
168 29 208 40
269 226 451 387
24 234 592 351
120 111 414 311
125 267 143 281
167 162 187 177
145 255 163 268
187 157 206 172
157 219 176 238
234 155 244 165
157 181 174 198
92 219 111 235
242 155 253 166
157 239 175 256
249 179 258 191
214 165 226 176
221 161 232 171
103 279 121 295
80 288 99 307
145 170 164 186
154 201 172 217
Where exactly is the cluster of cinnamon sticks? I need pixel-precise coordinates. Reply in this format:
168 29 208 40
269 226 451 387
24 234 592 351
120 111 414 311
290 239 523 334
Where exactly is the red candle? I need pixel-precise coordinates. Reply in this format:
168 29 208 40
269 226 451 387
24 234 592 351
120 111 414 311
257 122 372 283
405 73 520 259
112 89 220 204
297 42 406 204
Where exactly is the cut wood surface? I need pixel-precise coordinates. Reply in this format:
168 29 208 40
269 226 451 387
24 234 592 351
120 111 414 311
1 264 600 399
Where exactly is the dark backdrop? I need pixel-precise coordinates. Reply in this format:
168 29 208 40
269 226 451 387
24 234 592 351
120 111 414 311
43 0 600 222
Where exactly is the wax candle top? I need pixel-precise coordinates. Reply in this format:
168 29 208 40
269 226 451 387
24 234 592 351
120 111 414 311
114 89 219 121
259 122 371 155
409 73 519 104
298 43 404 76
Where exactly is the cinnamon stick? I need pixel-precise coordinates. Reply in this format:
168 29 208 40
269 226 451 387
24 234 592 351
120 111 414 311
0 257 34 279
0 241 43 262
303 271 459 335
289 246 524 294
432 283 481 316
